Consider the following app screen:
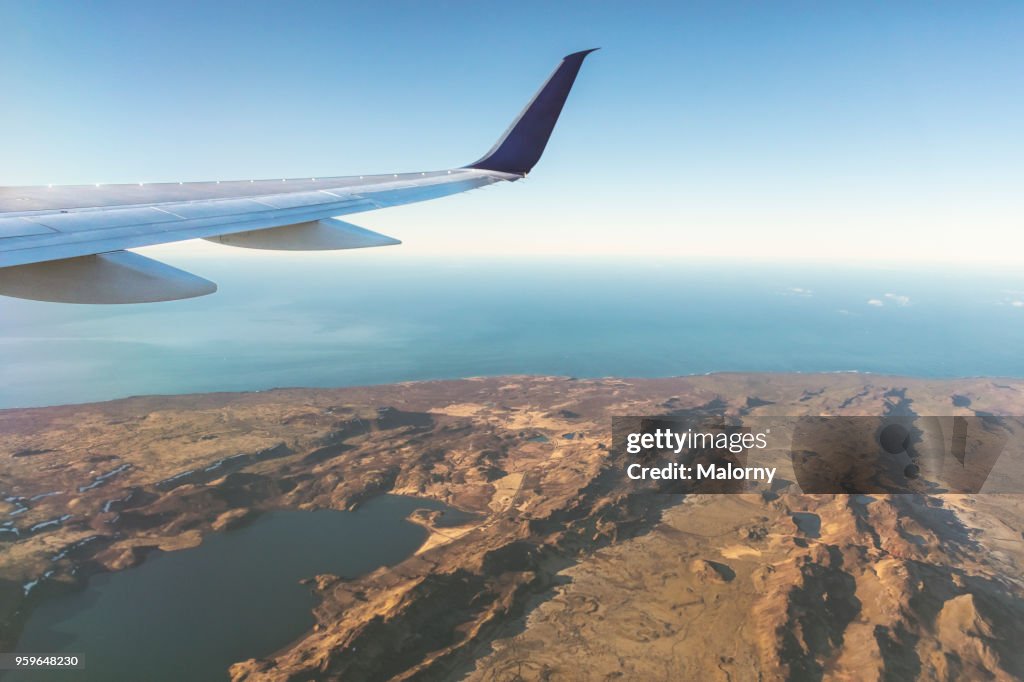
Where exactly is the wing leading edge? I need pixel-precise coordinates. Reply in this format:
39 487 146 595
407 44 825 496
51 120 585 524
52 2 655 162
0 49 597 303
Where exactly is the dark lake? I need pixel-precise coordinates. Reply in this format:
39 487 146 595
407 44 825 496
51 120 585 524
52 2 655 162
9 495 464 681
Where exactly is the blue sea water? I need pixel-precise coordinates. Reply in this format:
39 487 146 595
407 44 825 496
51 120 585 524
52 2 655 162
2 256 1024 409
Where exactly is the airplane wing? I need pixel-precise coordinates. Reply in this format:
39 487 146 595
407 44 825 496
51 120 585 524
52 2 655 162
0 49 596 303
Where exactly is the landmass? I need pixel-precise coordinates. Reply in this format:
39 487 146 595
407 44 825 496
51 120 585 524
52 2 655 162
1 374 1023 680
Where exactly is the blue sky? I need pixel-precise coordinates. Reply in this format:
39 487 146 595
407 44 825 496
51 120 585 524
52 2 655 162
2 1 1022 263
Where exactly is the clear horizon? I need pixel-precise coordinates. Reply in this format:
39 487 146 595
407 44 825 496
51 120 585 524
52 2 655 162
3 258 1024 409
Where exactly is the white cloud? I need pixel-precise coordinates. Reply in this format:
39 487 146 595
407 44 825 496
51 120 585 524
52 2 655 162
867 299 884 307
883 293 911 306
1012 300 1024 308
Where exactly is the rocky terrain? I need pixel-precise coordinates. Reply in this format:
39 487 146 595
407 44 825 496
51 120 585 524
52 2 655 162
1 374 1023 680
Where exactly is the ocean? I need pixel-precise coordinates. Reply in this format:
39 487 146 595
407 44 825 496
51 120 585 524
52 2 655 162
3 255 1024 409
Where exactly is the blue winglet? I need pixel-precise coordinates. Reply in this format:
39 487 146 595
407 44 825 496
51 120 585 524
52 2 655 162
467 49 598 176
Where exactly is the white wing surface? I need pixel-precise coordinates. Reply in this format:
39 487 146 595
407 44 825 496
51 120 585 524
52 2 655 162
0 49 596 303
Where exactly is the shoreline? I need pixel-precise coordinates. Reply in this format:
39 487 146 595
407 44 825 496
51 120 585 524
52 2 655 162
3 370 1023 413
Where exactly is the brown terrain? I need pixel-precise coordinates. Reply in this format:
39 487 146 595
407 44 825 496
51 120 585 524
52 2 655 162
1 374 1023 681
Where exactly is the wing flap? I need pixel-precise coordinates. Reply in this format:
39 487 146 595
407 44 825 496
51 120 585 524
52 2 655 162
205 219 401 250
0 251 216 303
21 206 182 232
0 218 56 238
